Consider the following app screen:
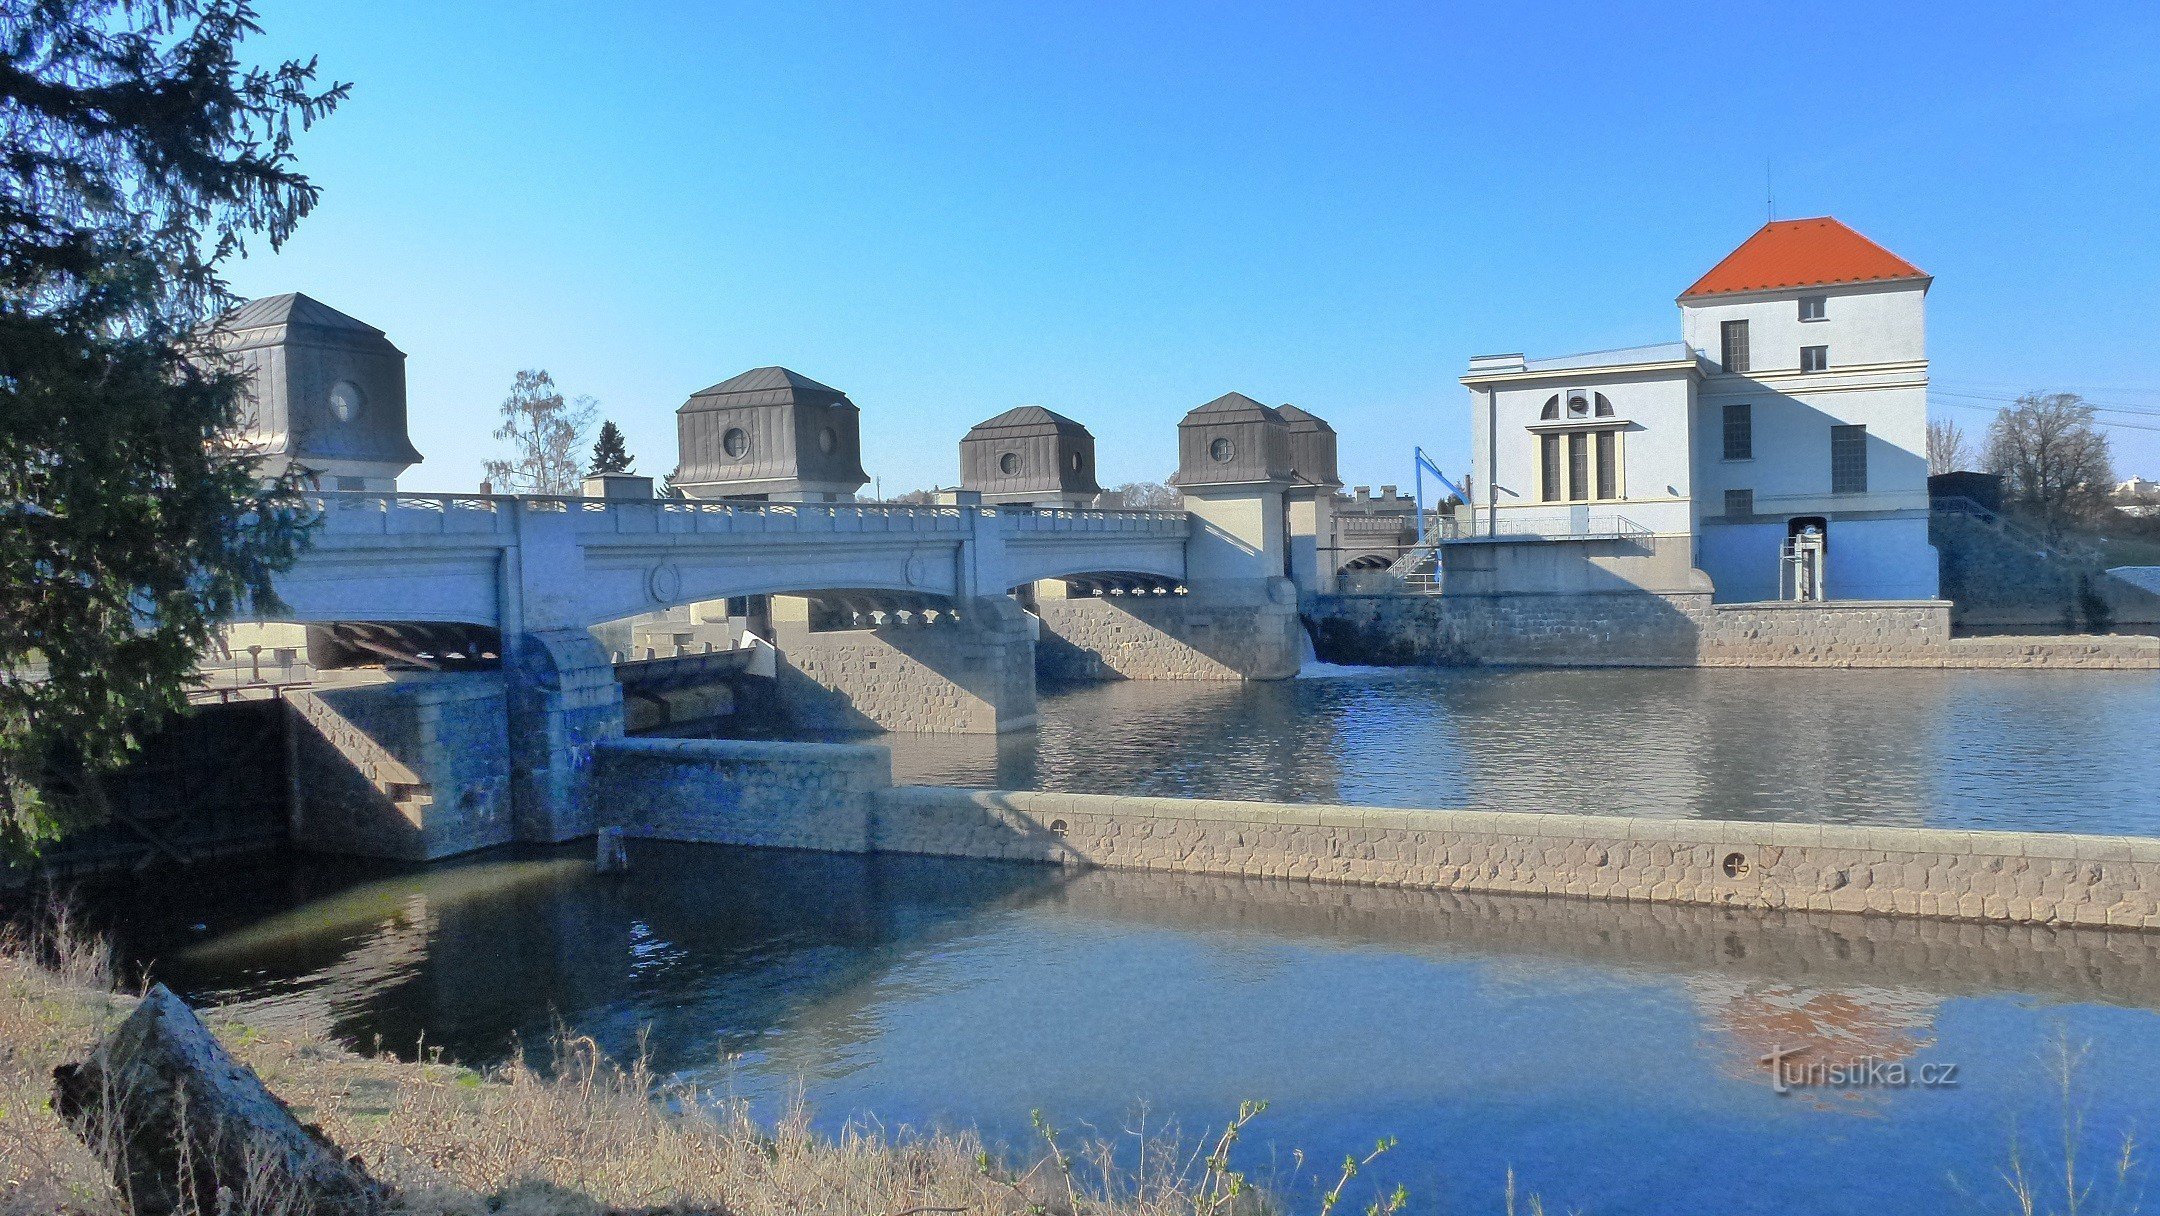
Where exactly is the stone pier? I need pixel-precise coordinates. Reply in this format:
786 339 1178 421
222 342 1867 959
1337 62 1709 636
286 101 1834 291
770 595 1039 733
1032 580 1303 681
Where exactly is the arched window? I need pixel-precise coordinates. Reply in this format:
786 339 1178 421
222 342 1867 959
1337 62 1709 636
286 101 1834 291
1540 395 1560 420
1594 393 1614 417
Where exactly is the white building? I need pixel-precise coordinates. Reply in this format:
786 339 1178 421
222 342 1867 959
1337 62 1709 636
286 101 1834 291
1460 217 1939 603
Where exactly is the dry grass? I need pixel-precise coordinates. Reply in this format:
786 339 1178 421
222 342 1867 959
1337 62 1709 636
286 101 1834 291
0 908 1429 1216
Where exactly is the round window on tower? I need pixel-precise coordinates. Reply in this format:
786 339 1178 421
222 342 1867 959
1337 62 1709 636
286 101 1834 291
723 427 749 460
1209 437 1235 463
328 380 364 424
999 451 1020 475
820 426 838 455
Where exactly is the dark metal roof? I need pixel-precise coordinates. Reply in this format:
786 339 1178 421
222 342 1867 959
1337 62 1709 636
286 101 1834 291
1274 403 1335 433
1185 391 1275 420
685 366 851 409
221 292 386 336
965 405 1092 437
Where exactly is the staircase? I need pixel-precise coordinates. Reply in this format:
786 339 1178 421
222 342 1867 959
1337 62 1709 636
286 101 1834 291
1931 499 2160 632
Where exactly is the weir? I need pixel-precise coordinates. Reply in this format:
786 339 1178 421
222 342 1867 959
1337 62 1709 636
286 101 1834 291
591 736 2160 932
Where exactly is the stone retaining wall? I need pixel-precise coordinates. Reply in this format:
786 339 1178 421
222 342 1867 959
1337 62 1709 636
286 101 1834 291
1308 592 2160 669
1034 587 1303 681
871 787 2160 930
595 737 891 852
293 673 514 861
773 599 1037 733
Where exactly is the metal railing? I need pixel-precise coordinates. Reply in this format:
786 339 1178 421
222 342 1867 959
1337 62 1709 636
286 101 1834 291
1931 496 2100 565
1445 514 1652 544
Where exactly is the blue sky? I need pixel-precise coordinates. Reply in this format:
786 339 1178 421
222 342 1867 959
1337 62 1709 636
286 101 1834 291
226 1 2160 494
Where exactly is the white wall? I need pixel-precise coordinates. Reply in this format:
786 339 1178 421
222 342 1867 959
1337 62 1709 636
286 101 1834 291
1681 283 1926 373
1468 366 1697 537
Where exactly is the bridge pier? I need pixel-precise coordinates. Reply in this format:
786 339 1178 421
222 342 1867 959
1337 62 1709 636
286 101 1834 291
1032 578 1303 681
771 595 1038 733
505 628 625 842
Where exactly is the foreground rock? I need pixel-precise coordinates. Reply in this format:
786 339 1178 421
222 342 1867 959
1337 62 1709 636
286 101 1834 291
52 983 388 1216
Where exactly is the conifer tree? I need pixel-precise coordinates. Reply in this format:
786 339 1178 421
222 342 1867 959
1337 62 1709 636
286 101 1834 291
0 0 345 853
588 420 635 476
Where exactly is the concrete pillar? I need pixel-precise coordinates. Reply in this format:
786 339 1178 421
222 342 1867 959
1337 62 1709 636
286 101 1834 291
1284 487 1337 596
1181 483 1289 591
771 595 1038 733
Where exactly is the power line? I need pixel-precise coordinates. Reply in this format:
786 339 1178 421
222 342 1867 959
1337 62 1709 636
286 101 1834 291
1928 398 2160 434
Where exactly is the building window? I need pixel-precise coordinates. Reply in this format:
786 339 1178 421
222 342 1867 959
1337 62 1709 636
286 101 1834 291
723 427 750 459
1722 404 1752 461
1594 393 1614 417
1209 437 1235 463
1541 434 1562 502
1799 296 1827 322
1540 395 1560 420
1831 424 1868 493
1568 432 1590 501
1595 430 1617 500
1725 488 1753 518
999 451 1020 475
1720 320 1750 373
1801 345 1829 373
1566 392 1590 418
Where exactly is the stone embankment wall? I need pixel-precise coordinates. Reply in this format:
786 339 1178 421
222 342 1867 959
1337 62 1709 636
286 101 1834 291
1033 587 1303 681
290 674 515 861
595 737 890 852
773 599 1037 733
875 787 2160 930
1308 592 2160 669
592 738 2160 930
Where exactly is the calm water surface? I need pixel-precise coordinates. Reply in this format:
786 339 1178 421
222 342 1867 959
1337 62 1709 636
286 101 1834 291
851 666 2160 833
89 669 2160 1215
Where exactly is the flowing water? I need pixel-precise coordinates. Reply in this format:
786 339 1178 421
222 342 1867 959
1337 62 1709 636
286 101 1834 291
86 667 2160 1215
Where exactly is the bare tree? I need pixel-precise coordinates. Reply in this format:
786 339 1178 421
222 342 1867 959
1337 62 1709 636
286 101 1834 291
886 488 939 505
1983 392 2114 530
1109 480 1182 510
1927 417 1971 475
483 369 597 495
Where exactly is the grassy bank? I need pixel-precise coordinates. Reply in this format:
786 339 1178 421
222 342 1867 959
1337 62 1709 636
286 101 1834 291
0 912 1429 1216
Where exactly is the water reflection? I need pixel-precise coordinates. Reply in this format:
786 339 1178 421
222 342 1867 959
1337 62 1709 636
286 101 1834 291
856 668 2160 833
93 841 2160 1214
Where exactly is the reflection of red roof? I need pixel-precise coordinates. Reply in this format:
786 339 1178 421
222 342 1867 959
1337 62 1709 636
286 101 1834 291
1680 217 1929 300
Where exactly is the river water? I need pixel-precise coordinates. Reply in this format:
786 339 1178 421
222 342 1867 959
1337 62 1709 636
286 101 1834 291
90 667 2160 1215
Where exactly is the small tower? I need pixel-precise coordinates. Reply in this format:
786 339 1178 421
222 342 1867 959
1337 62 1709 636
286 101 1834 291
214 293 421 490
1169 393 1293 587
1275 404 1343 594
672 366 869 501
959 406 1102 507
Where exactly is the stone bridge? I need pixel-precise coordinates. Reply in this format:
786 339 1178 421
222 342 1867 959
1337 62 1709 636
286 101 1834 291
272 492 1193 631
259 490 1309 854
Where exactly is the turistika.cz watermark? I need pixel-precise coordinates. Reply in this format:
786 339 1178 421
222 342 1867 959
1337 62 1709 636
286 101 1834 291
1758 1046 1960 1095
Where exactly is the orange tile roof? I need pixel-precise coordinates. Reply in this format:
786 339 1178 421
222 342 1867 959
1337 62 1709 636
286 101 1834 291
1679 217 1929 300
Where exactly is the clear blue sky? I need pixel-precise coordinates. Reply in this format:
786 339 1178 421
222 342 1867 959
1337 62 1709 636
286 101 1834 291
225 1 2160 495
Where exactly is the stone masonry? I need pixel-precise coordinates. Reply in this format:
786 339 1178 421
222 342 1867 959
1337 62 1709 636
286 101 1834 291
595 737 891 852
289 673 514 861
772 597 1038 733
1308 591 2160 670
873 787 2160 930
587 737 2160 931
1033 584 1304 681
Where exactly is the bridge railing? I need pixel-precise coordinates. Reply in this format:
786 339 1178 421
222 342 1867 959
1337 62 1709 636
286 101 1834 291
992 506 1191 534
305 492 511 535
304 492 1191 540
